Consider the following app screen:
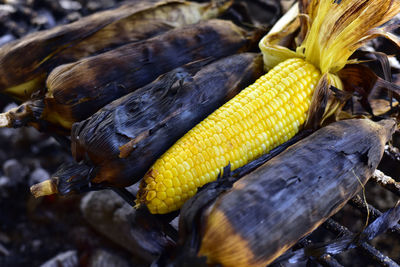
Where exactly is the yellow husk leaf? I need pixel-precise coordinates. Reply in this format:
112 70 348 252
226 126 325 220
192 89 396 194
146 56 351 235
261 0 400 126
259 3 302 70
260 0 400 74
298 0 400 74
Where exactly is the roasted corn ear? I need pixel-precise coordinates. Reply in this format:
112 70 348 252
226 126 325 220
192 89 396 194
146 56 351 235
1 19 260 133
0 0 232 101
30 53 264 197
181 119 396 267
137 0 400 214
138 58 320 213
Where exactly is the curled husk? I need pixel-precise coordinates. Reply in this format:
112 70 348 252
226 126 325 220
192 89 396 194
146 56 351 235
259 0 400 127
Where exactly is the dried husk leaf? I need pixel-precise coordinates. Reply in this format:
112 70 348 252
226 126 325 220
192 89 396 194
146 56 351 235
304 73 350 129
370 99 399 116
338 63 400 115
258 3 302 70
301 0 400 124
260 0 400 127
297 0 400 73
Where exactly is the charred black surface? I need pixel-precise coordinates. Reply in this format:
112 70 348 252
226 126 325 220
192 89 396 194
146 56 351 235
44 19 261 128
50 53 264 193
53 162 96 194
179 176 235 247
192 119 395 266
0 0 228 100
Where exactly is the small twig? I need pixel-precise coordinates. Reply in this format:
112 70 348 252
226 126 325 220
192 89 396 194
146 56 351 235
384 144 400 162
0 243 9 256
350 195 400 237
372 169 400 197
323 219 400 267
297 239 344 267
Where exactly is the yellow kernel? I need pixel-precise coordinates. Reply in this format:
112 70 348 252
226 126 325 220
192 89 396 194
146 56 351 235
147 181 156 190
237 109 246 119
157 191 167 200
214 124 222 133
281 78 290 87
166 188 175 197
171 167 178 177
163 179 172 188
220 155 227 166
177 164 185 174
199 175 206 185
200 164 207 174
152 198 161 206
164 170 173 180
157 203 168 214
196 153 205 163
170 158 177 166
156 183 166 192
146 191 156 201
144 176 153 185
190 145 199 155
289 72 298 81
213 146 220 157
182 183 189 192
186 171 193 181
214 134 221 144
194 165 201 177
165 198 174 206
204 138 212 147
172 177 180 187
182 161 190 170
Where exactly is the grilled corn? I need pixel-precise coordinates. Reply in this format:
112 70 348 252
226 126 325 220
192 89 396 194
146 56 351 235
1 19 259 133
0 0 232 101
30 53 264 197
137 0 400 214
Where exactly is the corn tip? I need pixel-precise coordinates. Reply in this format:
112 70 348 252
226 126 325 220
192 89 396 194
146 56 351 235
0 113 10 128
30 179 58 198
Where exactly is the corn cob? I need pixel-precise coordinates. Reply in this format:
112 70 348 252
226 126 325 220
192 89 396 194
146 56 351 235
0 0 232 101
30 53 264 197
137 58 320 213
0 19 260 133
137 0 400 214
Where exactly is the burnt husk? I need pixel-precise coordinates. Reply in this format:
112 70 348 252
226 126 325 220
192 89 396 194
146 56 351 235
52 53 263 194
176 119 396 267
37 19 262 131
0 0 231 100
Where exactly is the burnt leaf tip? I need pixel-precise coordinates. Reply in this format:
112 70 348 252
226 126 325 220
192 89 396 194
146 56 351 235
0 113 10 128
30 179 58 198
